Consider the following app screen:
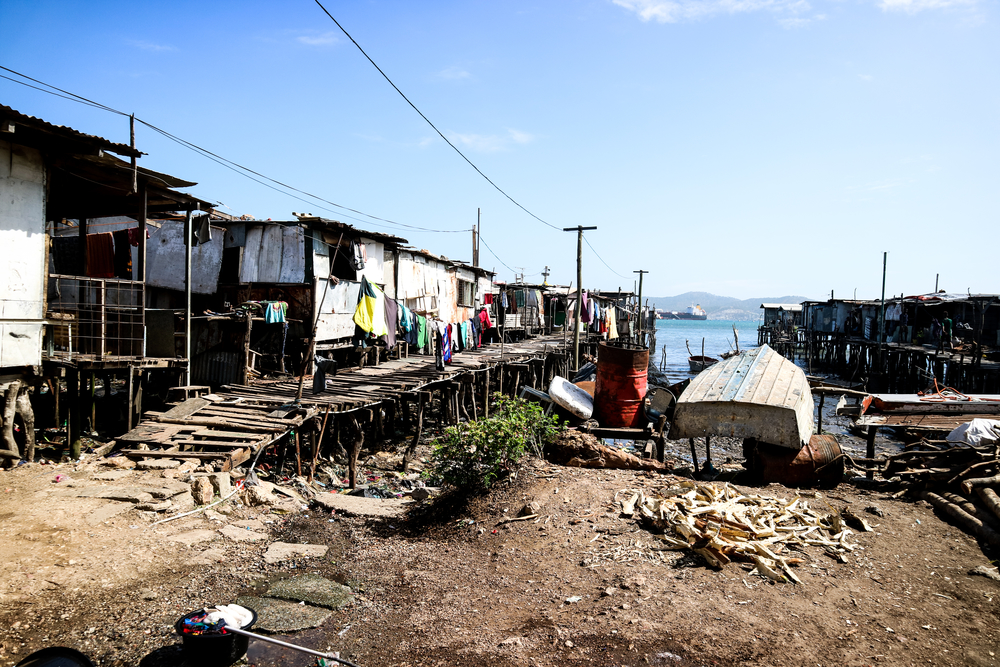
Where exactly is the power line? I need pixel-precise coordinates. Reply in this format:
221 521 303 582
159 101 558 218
0 65 463 235
477 233 515 274
583 234 629 279
312 0 561 232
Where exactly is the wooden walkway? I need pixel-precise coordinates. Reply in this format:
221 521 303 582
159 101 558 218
117 336 567 469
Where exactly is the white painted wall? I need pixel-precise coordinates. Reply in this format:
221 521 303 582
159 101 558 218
0 140 46 367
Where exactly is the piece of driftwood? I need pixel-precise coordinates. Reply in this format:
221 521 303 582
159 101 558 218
546 431 672 473
974 487 1000 523
962 473 1000 495
922 490 1000 548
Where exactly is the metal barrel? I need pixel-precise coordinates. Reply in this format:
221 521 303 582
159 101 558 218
594 342 649 428
756 434 844 488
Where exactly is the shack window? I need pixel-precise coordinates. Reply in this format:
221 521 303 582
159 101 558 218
457 279 475 307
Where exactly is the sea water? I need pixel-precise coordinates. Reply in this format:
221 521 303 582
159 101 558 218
650 318 760 384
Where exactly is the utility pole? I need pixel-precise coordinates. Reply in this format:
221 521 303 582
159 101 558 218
563 225 597 372
473 208 481 267
634 270 648 343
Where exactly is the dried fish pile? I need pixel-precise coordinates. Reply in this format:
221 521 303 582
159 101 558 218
620 482 867 583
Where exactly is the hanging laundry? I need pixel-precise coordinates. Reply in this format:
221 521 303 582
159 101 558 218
443 324 452 364
478 308 493 330
86 232 115 278
484 293 493 305
608 307 619 340
353 276 387 335
580 291 591 323
416 315 429 353
383 297 398 349
434 328 445 370
195 215 212 245
127 226 144 246
312 356 338 394
264 301 288 324
349 239 366 271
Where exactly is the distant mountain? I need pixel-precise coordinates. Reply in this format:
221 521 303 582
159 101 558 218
648 292 814 321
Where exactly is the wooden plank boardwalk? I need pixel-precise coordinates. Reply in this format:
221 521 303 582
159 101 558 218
118 336 568 469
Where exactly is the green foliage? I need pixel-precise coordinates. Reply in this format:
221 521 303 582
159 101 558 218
427 396 560 491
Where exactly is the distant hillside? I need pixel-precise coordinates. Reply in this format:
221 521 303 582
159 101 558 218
648 292 813 321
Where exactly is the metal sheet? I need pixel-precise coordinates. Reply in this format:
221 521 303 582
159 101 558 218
146 220 224 294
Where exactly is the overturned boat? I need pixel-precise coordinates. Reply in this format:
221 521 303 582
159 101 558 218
669 344 843 487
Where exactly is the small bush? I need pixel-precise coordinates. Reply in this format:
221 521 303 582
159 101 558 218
427 396 560 491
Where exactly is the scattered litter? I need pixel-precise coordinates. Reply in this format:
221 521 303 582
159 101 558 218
565 596 582 604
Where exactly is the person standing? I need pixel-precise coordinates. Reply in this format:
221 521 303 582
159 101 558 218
942 311 954 351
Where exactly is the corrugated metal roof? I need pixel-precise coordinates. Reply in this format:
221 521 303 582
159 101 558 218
0 104 142 158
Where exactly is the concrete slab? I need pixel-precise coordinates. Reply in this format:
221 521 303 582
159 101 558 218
267 574 353 609
218 525 268 542
84 502 132 526
311 492 412 518
136 459 182 470
91 471 132 481
263 542 328 564
234 596 331 633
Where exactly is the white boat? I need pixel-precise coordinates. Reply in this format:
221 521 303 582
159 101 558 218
669 344 814 450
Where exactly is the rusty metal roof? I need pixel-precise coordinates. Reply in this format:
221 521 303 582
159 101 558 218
0 104 142 158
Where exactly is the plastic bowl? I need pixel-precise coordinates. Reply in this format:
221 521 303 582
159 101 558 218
175 608 258 667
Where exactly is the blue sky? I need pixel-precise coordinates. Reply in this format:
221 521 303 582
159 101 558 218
1 0 996 300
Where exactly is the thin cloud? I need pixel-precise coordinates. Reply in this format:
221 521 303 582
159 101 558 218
859 73 874 81
296 31 340 47
878 0 977 12
611 0 811 23
612 0 980 22
127 39 175 52
437 66 472 81
450 129 536 153
779 13 826 27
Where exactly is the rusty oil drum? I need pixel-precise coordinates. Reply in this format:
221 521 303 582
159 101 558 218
593 342 649 428
756 434 844 488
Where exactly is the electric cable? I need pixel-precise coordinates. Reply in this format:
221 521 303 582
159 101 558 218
583 234 629 279
0 65 463 235
476 233 515 275
312 0 560 232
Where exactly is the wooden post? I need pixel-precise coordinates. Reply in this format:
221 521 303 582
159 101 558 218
403 392 428 472
468 376 478 421
817 393 825 434
348 410 371 489
126 365 135 432
294 430 302 478
865 426 877 481
312 405 332 482
241 316 253 385
0 382 23 464
87 373 96 433
704 435 713 471
563 225 597 373
483 368 490 418
68 369 81 460
688 438 700 477
457 382 470 421
655 414 667 463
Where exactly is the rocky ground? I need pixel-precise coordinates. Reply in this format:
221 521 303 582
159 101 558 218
1 429 999 667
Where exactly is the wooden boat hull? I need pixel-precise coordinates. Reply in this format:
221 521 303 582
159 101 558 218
688 356 718 372
670 344 814 450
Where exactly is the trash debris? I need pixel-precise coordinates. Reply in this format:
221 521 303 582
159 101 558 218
546 431 672 473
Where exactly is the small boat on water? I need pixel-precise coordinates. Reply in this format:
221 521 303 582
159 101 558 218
688 355 719 372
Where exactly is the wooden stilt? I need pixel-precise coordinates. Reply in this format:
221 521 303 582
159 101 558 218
126 366 135 432
688 437 700 476
483 369 490 418
311 405 332 482
403 392 428 472
866 426 877 481
704 435 712 471
348 410 371 489
294 430 302 477
68 369 81 460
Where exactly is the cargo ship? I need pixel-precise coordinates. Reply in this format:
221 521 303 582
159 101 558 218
658 305 708 321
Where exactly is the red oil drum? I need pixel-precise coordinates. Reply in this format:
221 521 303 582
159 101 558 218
593 342 649 428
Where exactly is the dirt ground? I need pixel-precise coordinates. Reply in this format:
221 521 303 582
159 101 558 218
1 431 999 667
